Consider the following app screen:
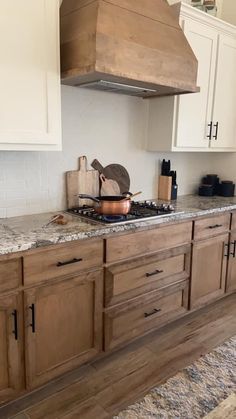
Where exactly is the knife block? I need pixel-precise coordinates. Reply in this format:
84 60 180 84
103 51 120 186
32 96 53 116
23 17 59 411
158 176 172 201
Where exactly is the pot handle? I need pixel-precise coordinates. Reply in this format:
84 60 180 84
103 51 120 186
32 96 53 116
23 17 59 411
78 194 100 203
122 192 132 197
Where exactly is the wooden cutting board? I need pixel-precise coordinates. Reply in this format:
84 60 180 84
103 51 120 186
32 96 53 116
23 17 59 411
91 159 130 193
100 174 120 196
67 156 99 208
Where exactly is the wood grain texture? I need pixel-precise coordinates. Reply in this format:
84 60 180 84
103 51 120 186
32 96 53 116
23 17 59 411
60 0 198 96
193 213 230 241
226 231 236 292
190 234 228 309
0 259 22 294
158 176 172 201
105 222 192 263
1 294 236 419
24 270 103 389
66 156 99 208
23 240 103 286
0 293 24 405
105 245 191 307
104 280 189 350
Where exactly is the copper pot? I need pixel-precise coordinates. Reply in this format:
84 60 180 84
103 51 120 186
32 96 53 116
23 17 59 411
78 194 132 215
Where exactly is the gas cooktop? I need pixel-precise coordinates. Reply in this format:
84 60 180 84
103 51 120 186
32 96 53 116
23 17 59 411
67 201 180 225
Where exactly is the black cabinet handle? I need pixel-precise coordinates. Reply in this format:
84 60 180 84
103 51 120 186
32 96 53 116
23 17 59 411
29 304 36 333
224 243 230 258
213 122 219 140
12 310 18 340
208 224 223 229
146 269 163 278
207 121 213 140
231 240 236 258
57 258 83 267
144 308 161 318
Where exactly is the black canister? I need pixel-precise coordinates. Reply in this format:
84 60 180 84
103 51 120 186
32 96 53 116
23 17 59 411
218 181 235 197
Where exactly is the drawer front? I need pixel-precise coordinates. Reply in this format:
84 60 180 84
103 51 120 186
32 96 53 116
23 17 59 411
0 258 22 293
194 213 230 241
104 281 189 350
106 222 192 264
24 240 103 286
105 245 191 307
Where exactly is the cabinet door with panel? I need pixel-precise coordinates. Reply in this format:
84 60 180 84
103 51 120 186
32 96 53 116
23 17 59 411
210 35 236 149
24 270 103 389
226 231 236 292
190 234 228 309
175 18 217 149
0 0 61 151
0 293 24 404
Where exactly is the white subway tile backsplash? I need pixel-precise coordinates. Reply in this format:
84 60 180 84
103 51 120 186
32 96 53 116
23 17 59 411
0 86 218 218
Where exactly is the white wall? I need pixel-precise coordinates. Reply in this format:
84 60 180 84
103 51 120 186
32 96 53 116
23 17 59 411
0 86 217 218
221 0 236 24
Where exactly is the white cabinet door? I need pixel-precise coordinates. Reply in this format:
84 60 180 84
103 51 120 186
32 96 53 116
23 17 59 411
0 0 61 150
211 35 236 150
175 19 218 149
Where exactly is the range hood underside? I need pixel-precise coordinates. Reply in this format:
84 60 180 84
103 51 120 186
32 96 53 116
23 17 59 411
61 72 199 98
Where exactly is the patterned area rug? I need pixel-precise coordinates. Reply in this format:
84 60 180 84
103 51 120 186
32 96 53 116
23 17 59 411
115 336 236 419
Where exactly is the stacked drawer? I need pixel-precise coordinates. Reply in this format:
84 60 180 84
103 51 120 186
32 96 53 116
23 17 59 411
104 222 192 350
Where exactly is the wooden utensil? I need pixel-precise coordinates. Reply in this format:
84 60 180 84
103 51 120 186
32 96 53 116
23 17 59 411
67 156 99 208
100 174 120 196
121 191 142 201
91 159 130 193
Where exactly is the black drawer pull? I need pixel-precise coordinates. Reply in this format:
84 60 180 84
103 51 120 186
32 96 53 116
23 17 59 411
213 122 219 140
224 243 229 258
144 308 162 318
231 240 236 258
208 224 223 229
146 269 164 278
29 304 36 333
57 258 83 267
12 310 18 340
207 121 213 140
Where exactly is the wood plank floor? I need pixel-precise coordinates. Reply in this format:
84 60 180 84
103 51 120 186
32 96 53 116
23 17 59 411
1 293 236 419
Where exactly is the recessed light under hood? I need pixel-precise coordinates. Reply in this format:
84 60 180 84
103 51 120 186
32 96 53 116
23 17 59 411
60 0 199 98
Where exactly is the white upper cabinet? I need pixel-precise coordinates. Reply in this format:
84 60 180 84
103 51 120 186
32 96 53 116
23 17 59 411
210 35 236 149
146 3 236 152
0 0 61 151
175 19 217 149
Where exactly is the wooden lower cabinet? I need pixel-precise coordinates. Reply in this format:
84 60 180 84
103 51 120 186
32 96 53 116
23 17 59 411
226 232 236 292
104 280 189 351
0 293 24 404
190 233 228 309
24 270 103 389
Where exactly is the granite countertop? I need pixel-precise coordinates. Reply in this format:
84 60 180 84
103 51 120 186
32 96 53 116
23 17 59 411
1 195 236 256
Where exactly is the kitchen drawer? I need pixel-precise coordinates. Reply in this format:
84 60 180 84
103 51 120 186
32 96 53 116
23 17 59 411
105 245 191 307
0 258 22 293
105 222 192 264
104 280 189 350
193 213 230 241
24 240 103 286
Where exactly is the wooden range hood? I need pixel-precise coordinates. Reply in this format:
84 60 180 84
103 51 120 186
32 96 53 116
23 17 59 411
60 0 199 98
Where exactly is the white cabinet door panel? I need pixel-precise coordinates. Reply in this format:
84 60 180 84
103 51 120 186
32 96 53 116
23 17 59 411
0 1 61 149
211 35 236 149
175 19 218 149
